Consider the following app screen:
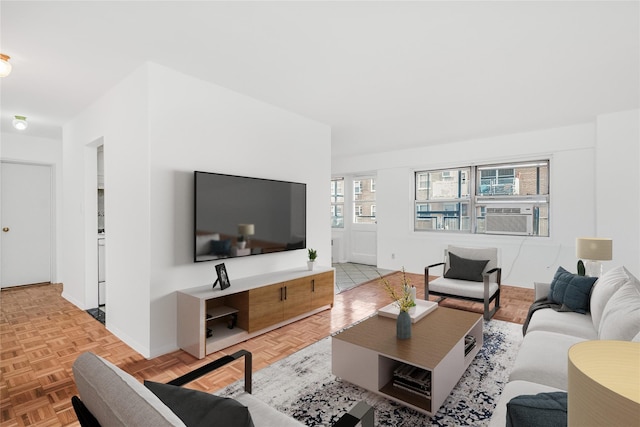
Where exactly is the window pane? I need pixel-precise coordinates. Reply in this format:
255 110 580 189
477 161 548 196
416 168 470 201
415 202 470 231
331 178 345 228
354 177 376 224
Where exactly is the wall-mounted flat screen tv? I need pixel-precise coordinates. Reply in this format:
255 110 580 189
194 171 306 262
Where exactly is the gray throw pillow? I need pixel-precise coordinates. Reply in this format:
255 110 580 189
144 381 254 427
506 392 567 427
444 252 489 282
548 267 597 314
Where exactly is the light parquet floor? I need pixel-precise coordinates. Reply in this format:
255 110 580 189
0 272 533 427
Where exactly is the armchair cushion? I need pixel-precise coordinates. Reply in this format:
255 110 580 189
548 267 597 314
444 252 489 282
144 381 254 427
429 277 500 299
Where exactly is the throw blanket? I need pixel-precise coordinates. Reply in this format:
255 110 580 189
522 297 562 335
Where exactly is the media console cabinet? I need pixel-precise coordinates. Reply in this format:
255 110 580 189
177 266 334 359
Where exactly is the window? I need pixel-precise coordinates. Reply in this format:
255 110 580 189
354 177 376 224
354 180 362 194
331 178 344 228
415 160 549 236
415 168 471 231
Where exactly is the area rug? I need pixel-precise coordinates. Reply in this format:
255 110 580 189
220 319 523 426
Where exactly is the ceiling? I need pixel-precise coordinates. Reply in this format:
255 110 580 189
1 1 638 157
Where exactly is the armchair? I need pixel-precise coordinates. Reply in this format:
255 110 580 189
71 350 374 427
425 245 501 320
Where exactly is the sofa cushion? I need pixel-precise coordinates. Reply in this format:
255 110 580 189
429 276 499 299
195 233 220 256
145 381 254 427
598 276 640 341
444 252 489 282
506 392 567 427
509 331 586 390
72 353 186 427
590 266 631 330
548 267 597 314
525 308 597 340
489 381 565 427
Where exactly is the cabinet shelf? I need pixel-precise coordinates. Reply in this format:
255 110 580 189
205 306 238 321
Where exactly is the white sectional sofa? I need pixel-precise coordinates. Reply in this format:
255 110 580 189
489 265 640 427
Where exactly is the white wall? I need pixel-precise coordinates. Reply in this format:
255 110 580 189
596 110 640 275
0 132 63 283
63 63 331 358
333 114 639 286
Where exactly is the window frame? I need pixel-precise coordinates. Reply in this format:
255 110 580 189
415 160 550 236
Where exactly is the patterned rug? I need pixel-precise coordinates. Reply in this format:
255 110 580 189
220 319 522 426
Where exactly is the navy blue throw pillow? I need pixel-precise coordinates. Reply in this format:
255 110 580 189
548 267 597 314
210 239 231 256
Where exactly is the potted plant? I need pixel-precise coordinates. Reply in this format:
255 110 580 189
380 268 416 339
307 248 318 270
237 234 246 249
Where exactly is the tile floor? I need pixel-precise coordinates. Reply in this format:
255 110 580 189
333 262 394 293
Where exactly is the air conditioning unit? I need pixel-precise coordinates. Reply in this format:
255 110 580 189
485 205 533 236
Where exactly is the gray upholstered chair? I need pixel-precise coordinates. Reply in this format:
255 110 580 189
425 245 501 320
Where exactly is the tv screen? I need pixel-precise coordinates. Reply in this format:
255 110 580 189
194 171 306 262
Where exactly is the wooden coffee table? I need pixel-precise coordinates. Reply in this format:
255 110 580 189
332 306 483 415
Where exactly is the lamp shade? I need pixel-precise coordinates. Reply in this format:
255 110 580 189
238 224 255 236
576 237 612 261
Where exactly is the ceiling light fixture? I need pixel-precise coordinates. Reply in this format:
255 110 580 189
12 115 28 131
0 54 12 77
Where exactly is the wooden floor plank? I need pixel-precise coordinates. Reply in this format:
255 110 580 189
0 272 533 426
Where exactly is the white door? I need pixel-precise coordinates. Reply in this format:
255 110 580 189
348 176 377 265
1 162 52 288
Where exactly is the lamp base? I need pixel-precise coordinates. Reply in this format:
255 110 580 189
584 260 602 278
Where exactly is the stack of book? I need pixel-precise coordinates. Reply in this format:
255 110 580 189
392 363 431 398
464 334 476 356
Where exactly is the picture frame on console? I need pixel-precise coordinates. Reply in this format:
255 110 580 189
214 263 231 290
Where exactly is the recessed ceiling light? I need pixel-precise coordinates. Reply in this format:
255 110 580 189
0 54 11 77
12 115 28 130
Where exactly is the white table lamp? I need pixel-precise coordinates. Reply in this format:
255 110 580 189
576 237 612 277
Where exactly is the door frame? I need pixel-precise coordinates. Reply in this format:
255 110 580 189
1 160 57 286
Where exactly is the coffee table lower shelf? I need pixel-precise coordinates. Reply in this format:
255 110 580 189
379 381 432 413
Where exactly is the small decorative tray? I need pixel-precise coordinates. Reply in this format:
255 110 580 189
377 299 438 323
